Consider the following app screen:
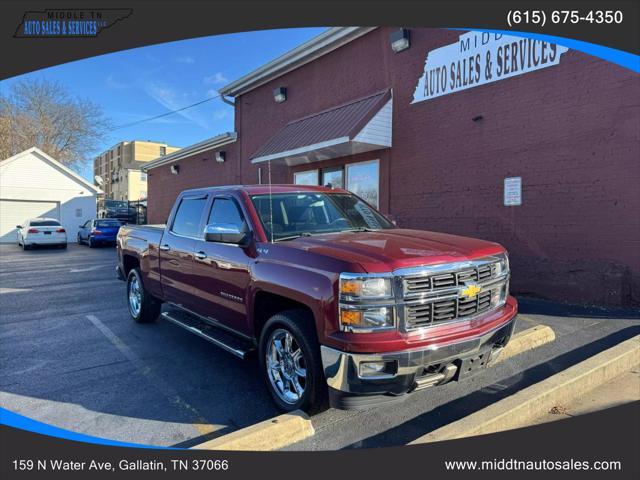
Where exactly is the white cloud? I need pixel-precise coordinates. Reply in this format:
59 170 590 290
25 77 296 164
203 72 228 85
175 55 196 64
114 111 187 125
105 74 130 89
212 109 229 120
144 82 212 130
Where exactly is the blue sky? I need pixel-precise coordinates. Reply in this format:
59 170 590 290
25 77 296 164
2 28 326 181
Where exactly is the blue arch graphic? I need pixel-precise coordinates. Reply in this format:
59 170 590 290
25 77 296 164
451 28 639 73
0 407 177 449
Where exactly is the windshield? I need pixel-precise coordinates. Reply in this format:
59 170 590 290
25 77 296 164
250 192 394 242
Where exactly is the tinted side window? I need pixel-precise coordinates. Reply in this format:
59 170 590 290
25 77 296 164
208 198 244 229
171 197 207 237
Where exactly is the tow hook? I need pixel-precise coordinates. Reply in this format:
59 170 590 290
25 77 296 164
413 364 458 391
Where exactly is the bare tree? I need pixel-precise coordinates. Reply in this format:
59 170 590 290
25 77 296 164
0 78 110 169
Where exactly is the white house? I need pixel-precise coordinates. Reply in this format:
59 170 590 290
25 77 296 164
0 147 102 243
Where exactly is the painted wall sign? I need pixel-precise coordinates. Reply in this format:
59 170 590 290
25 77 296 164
504 177 522 206
413 32 569 103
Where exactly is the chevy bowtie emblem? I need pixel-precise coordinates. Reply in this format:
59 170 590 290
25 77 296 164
461 284 482 299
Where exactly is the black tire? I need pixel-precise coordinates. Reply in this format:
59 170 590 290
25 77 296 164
88 237 95 248
126 268 161 323
77 234 83 245
22 242 30 251
259 310 326 413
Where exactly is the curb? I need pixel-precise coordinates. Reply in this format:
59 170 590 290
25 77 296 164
191 410 314 451
410 335 640 444
495 324 556 364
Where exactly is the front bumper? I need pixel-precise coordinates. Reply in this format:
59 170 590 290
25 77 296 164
321 314 516 409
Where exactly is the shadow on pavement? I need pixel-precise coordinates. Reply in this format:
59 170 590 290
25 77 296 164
517 295 640 319
346 325 640 449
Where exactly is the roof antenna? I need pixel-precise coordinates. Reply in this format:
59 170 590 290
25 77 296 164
268 158 274 243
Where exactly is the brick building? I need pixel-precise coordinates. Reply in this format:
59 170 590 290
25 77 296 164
144 27 639 307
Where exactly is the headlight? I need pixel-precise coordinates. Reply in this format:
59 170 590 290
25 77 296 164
339 306 395 332
493 252 510 276
491 280 509 308
339 274 393 301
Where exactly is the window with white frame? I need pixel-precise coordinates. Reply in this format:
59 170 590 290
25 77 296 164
293 169 319 185
346 160 380 208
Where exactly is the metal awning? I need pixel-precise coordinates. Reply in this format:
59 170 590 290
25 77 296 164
250 90 392 166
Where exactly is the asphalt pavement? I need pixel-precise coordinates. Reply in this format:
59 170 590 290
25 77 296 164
0 243 279 447
1 243 638 449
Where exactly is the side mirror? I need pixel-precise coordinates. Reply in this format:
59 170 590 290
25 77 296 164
204 223 250 246
16 225 22 229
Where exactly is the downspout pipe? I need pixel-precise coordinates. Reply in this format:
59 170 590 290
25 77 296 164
220 94 235 106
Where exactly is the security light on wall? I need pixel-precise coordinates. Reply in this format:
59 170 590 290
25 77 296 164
390 28 410 53
273 87 287 103
171 165 180 175
215 151 226 163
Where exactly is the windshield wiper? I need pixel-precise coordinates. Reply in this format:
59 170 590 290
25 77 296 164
345 227 379 233
273 232 315 242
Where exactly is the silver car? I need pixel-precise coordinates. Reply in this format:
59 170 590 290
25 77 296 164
16 218 67 250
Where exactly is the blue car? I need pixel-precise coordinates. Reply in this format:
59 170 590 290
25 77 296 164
77 219 122 247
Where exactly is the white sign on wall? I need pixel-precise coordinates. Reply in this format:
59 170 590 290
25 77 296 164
504 177 522 206
413 32 569 103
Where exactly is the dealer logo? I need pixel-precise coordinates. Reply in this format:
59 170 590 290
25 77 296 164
14 8 133 38
461 283 482 299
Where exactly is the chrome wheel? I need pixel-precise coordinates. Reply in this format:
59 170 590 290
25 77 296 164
266 328 307 404
128 275 142 317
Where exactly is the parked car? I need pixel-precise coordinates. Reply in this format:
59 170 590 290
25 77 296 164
117 185 517 412
78 219 122 247
16 218 67 250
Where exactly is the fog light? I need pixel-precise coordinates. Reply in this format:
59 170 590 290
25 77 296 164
359 360 397 377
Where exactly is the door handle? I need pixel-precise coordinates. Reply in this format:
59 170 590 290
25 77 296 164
159 244 171 252
194 251 208 260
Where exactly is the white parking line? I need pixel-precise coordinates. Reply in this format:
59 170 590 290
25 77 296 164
70 264 112 273
85 314 223 437
0 287 31 294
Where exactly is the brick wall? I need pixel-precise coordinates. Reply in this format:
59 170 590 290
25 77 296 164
146 143 240 224
147 27 639 306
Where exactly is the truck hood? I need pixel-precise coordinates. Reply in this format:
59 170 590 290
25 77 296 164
282 228 505 272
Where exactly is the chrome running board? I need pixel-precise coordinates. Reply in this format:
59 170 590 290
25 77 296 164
161 309 254 359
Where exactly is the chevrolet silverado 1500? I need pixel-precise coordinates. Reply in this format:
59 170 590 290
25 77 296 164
117 185 517 411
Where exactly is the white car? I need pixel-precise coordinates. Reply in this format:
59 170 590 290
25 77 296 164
16 218 67 250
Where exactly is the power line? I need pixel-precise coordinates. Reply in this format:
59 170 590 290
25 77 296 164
111 94 221 130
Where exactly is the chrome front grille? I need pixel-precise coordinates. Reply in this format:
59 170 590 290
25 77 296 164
398 258 508 331
405 291 493 329
403 264 494 297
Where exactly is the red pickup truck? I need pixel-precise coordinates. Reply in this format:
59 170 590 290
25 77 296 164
117 185 517 411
